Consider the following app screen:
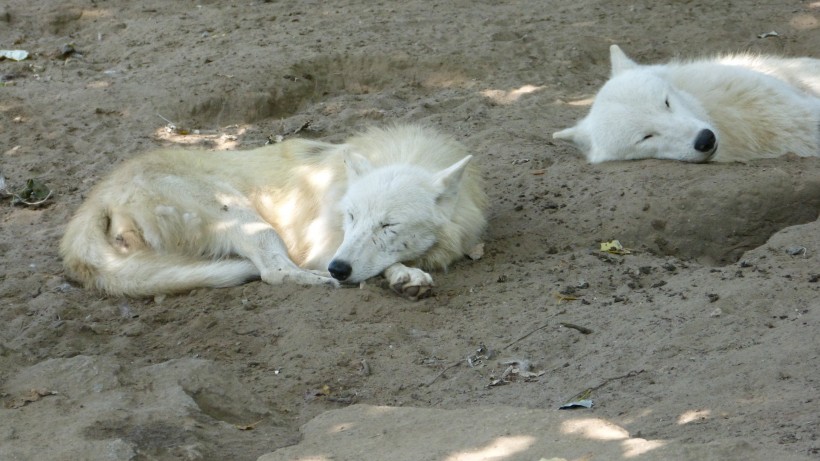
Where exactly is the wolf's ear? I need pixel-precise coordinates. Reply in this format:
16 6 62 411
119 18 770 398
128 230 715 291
344 151 373 179
553 125 592 153
553 126 577 141
433 155 472 208
609 45 638 76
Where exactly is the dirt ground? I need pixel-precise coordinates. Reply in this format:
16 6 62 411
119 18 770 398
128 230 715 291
1 1 819 460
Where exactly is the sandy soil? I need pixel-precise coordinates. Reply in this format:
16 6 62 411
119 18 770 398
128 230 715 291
1 1 818 460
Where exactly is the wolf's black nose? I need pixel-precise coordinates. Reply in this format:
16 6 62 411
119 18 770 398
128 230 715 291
328 260 352 281
694 129 716 153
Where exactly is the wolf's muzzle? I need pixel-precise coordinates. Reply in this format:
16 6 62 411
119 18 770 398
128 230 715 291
328 259 352 281
694 129 717 154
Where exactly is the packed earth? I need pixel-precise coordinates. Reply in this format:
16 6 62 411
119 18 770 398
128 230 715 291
1 1 818 460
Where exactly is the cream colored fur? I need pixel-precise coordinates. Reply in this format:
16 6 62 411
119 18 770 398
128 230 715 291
60 125 487 299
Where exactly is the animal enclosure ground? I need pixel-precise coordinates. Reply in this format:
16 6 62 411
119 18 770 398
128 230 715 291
1 1 818 460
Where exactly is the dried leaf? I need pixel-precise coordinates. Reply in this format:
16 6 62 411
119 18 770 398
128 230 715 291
5 389 58 409
234 419 263 431
304 384 332 401
600 239 631 255
11 178 52 206
552 292 579 301
518 369 545 379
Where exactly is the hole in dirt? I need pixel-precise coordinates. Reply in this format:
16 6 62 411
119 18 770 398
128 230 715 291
170 53 477 128
494 160 820 267
187 389 265 426
84 419 195 451
599 161 820 266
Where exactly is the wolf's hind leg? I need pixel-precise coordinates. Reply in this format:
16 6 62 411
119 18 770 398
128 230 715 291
107 208 148 253
384 263 434 301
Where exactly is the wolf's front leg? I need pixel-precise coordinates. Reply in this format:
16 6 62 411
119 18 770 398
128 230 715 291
254 238 339 287
384 263 434 301
260 261 340 287
222 214 339 288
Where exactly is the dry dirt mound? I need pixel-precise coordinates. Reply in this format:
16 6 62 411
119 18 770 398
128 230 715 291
258 404 816 461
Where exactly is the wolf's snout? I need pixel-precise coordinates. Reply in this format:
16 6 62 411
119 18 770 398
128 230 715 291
693 129 717 154
328 259 352 281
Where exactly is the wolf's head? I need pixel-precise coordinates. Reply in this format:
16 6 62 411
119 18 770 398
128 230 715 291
327 153 472 284
554 45 718 163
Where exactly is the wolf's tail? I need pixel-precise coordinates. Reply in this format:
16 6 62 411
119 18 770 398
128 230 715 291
59 204 259 297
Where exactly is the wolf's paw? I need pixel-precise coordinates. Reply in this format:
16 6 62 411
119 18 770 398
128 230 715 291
263 269 340 288
384 264 433 301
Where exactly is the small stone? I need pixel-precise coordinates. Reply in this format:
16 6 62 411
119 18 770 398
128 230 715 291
785 246 806 256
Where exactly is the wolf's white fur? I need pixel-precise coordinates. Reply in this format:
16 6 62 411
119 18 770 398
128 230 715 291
60 125 487 300
554 45 820 163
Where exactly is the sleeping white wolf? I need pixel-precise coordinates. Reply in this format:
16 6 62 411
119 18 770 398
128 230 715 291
60 125 487 300
554 45 820 163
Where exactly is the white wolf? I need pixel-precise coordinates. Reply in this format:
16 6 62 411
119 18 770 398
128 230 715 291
554 45 820 163
60 125 487 300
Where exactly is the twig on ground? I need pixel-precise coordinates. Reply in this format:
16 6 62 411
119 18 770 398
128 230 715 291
566 369 646 402
502 310 565 350
425 361 461 387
